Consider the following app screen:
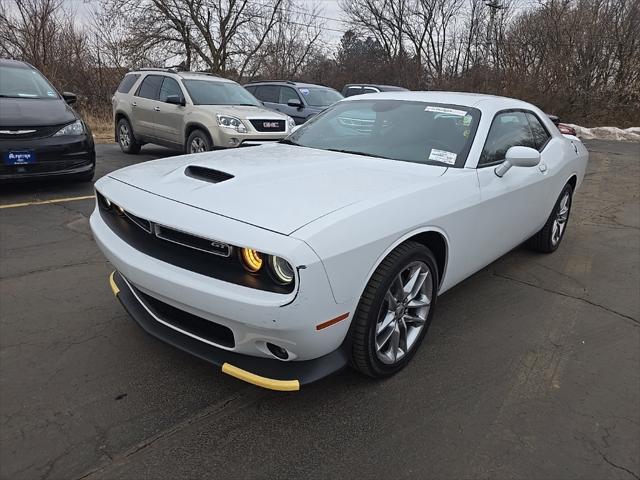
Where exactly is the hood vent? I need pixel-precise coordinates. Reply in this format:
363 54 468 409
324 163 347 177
185 165 234 184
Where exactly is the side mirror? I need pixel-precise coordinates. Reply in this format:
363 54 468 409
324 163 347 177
495 146 541 177
287 98 303 109
62 92 77 105
165 95 185 106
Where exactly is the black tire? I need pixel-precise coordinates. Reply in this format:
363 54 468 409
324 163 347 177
186 129 212 154
527 183 574 253
350 241 439 378
116 118 141 154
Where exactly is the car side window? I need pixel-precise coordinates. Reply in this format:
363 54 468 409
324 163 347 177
254 85 279 103
136 75 163 100
279 86 300 105
363 87 379 94
344 87 362 97
159 77 182 102
244 85 256 94
479 111 536 166
117 74 140 93
525 112 551 151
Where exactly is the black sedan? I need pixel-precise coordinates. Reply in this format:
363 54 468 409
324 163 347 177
0 59 95 182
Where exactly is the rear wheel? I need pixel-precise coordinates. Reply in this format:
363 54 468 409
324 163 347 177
527 183 573 253
116 118 141 154
350 241 438 378
186 129 212 154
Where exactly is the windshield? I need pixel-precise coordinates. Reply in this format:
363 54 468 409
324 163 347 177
182 80 261 106
298 87 343 107
287 100 481 167
0 65 59 100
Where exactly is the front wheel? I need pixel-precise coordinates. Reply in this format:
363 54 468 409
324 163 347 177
527 183 573 253
116 118 141 154
186 130 212 154
350 241 439 378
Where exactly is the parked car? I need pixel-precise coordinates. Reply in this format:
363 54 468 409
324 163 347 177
0 59 95 182
244 80 343 124
112 69 295 154
547 114 578 136
342 83 409 97
92 91 588 391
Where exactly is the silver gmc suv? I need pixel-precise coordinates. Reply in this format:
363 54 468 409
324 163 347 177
112 69 295 154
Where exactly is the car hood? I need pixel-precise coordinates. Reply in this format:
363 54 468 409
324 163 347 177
108 144 447 235
197 104 288 120
0 98 77 127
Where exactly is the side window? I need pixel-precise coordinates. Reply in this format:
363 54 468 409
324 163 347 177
363 87 379 94
279 86 299 105
525 112 551 151
135 75 163 100
117 74 140 93
344 87 362 97
244 85 256 94
254 85 279 103
479 111 536 166
159 77 182 102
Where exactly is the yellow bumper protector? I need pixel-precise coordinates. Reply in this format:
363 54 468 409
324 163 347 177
222 363 300 391
109 271 120 296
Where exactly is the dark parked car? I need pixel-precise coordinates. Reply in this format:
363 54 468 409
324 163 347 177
244 80 343 124
342 84 409 97
0 59 95 182
547 114 577 136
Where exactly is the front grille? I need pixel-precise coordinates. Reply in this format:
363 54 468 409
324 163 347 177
0 125 64 140
249 119 286 132
97 192 293 294
132 284 235 348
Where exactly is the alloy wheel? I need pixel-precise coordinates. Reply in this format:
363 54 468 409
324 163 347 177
375 261 432 365
119 124 130 148
551 191 571 246
190 137 206 153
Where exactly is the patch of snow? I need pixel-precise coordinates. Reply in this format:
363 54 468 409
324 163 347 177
566 124 640 142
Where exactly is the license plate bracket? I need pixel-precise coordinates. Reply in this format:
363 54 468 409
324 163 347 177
3 150 36 165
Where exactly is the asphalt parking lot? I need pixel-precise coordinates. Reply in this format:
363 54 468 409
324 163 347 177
1 140 638 480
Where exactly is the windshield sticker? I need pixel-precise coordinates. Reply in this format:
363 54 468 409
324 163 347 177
463 115 472 126
299 88 310 96
425 106 467 116
429 149 457 165
46 91 56 97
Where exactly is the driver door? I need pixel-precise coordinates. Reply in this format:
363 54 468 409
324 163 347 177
473 110 552 263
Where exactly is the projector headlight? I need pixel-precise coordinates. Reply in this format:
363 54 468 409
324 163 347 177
268 255 295 285
53 120 84 136
285 115 296 130
217 115 247 133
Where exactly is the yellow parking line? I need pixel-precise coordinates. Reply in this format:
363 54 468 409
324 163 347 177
0 195 95 209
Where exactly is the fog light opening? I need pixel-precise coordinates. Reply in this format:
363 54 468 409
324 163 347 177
266 342 289 360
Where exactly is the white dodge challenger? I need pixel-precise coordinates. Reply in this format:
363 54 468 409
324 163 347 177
91 92 588 391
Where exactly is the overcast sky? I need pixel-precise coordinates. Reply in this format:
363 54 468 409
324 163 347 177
68 0 348 44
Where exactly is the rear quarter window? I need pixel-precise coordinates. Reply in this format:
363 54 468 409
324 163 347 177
117 74 140 94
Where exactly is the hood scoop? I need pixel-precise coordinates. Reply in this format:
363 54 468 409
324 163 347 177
185 165 234 184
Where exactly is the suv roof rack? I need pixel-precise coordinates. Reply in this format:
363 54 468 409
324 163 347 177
245 79 297 85
133 67 178 73
180 71 222 78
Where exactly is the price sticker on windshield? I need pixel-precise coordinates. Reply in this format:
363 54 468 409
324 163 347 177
425 106 467 116
429 149 457 165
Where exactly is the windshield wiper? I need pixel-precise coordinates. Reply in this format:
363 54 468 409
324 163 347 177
279 138 301 146
326 148 391 160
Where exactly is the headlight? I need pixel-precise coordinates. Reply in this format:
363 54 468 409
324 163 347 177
268 255 295 285
240 248 263 272
217 115 247 133
286 116 296 130
53 120 84 136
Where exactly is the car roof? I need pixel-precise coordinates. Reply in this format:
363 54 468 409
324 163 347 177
0 58 33 69
127 69 236 84
342 90 537 112
344 84 408 91
245 80 332 89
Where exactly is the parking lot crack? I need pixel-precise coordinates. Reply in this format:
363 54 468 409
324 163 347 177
601 454 640 480
492 272 640 327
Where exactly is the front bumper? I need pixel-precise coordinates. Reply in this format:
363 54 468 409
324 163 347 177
0 134 95 181
211 125 289 148
110 270 349 390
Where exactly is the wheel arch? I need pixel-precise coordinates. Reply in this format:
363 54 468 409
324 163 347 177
114 111 132 137
185 122 214 150
566 174 577 190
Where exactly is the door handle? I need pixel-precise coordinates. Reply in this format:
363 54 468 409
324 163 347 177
131 102 137 107
153 106 160 112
